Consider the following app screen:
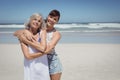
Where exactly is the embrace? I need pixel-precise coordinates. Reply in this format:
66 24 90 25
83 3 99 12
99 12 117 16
14 9 62 80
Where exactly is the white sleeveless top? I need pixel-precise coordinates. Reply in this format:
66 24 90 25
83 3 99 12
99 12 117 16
46 31 53 43
24 31 50 80
46 31 55 53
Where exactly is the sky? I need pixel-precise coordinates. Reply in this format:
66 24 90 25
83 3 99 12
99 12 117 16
0 0 120 23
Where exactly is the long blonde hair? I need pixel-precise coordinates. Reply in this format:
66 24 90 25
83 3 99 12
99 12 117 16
24 13 46 32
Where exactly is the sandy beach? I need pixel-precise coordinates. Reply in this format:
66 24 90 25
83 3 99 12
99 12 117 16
0 43 120 80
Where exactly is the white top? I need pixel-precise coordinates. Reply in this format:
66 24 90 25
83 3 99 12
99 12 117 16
46 31 54 43
24 32 50 80
46 31 55 53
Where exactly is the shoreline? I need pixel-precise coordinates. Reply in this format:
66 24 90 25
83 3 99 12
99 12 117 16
0 43 120 80
1 30 120 44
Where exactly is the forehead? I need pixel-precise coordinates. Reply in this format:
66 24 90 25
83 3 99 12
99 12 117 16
49 15 59 19
31 15 42 20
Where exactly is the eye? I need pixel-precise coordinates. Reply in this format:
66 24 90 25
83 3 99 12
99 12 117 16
38 20 41 22
33 18 37 21
50 16 53 18
54 18 57 21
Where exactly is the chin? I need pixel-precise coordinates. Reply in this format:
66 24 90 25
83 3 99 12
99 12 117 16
47 23 52 27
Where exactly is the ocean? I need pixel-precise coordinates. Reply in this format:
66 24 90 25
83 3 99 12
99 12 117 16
0 22 120 44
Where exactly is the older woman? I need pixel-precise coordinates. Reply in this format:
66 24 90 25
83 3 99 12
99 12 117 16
14 13 50 80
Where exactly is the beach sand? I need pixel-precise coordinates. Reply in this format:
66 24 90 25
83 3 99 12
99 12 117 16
0 43 120 80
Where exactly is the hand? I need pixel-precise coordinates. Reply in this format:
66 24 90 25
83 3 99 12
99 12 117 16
18 34 26 42
44 45 53 54
23 30 33 41
31 36 40 45
31 36 37 42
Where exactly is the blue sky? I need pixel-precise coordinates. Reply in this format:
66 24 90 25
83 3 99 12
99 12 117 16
0 0 120 23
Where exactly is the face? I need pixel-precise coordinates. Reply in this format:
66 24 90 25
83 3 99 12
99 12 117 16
29 16 42 30
46 15 59 27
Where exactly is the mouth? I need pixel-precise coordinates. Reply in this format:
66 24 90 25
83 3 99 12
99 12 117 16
33 22 39 26
46 22 51 27
31 23 39 29
47 20 54 26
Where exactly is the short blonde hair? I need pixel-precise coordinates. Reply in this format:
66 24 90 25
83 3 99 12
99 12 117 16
24 13 46 32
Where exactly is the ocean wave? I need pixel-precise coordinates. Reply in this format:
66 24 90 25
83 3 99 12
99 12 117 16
0 24 24 28
0 23 120 33
55 23 120 29
60 30 120 33
1 29 120 34
0 31 14 33
0 23 120 29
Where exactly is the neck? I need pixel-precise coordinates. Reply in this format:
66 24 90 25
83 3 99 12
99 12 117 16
47 27 55 32
46 24 54 32
29 28 38 35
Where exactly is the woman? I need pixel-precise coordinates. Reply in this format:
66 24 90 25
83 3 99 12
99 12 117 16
15 10 62 80
45 10 62 80
14 13 50 80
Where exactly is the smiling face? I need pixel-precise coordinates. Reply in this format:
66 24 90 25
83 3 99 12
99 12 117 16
46 15 59 27
46 10 60 29
29 14 42 31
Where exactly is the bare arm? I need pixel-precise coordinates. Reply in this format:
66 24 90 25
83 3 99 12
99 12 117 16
14 29 25 37
14 29 47 52
14 29 33 40
44 31 61 54
20 42 44 60
20 29 47 52
20 30 61 55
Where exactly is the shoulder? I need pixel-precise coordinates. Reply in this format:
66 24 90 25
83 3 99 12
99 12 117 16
40 29 46 34
39 29 46 38
53 29 61 38
41 29 46 32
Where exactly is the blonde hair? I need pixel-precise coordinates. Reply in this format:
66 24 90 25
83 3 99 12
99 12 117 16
24 13 46 32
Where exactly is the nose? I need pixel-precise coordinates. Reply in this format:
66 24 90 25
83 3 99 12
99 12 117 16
49 18 55 24
35 21 39 26
36 20 39 23
51 18 55 22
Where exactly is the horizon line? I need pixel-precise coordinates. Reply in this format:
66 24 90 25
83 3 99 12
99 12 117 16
0 22 120 24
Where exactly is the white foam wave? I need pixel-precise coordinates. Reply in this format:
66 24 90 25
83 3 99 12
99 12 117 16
55 23 120 29
59 30 120 33
0 24 24 28
1 29 120 34
0 31 14 33
0 23 120 29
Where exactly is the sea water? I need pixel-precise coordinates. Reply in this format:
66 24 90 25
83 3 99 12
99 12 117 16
0 22 120 44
